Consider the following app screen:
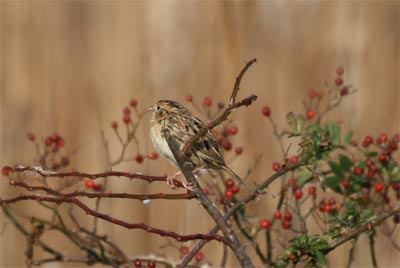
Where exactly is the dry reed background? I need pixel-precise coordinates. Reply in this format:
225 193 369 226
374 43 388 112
1 1 399 267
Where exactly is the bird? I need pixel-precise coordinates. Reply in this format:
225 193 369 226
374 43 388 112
149 99 252 191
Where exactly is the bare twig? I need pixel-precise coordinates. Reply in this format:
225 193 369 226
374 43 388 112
0 197 228 244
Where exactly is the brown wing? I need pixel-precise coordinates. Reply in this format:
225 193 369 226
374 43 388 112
163 111 225 168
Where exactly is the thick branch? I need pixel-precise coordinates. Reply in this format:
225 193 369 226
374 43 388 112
163 130 255 268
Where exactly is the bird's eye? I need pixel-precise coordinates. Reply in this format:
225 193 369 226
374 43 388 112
156 106 161 111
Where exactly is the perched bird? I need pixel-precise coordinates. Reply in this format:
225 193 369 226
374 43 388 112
149 99 252 191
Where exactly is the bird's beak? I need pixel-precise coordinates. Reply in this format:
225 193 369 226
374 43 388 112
147 105 156 112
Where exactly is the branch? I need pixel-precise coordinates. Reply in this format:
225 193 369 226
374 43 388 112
3 165 186 188
230 58 257 105
9 181 196 200
178 161 304 268
326 205 400 252
182 59 258 155
163 130 255 268
0 196 228 244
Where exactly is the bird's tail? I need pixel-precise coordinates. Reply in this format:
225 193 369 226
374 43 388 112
222 165 253 191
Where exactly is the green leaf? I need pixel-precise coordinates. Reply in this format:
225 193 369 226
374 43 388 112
325 176 342 193
339 154 353 172
287 112 297 129
326 121 341 145
297 167 313 187
328 161 344 178
296 115 305 132
315 251 327 265
344 130 354 146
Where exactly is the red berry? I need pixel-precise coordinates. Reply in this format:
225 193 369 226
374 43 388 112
134 259 142 268
328 198 336 205
380 133 388 143
184 94 193 102
375 182 384 193
231 186 240 194
52 163 60 171
392 182 400 191
61 157 70 166
262 106 271 117
324 204 332 213
335 77 343 86
306 110 315 119
225 178 235 188
27 132 35 141
353 167 364 175
272 162 281 172
342 179 350 189
235 147 243 155
203 188 209 195
392 134 399 143
2 166 11 176
85 180 94 189
363 136 373 147
111 121 118 129
147 261 156 268
93 183 103 191
308 186 316 195
225 190 234 198
135 155 144 164
274 211 282 219
294 190 303 199
147 152 158 160
195 251 204 262
366 159 374 167
336 66 344 76
282 220 291 229
394 214 400 224
130 99 138 108
228 125 238 135
123 107 131 115
222 140 232 151
57 138 65 147
288 178 296 188
290 156 299 165
284 212 292 221
123 115 131 124
308 89 317 98
45 136 53 146
340 87 349 96
211 130 219 138
181 246 189 254
260 219 271 229
379 154 388 163
203 97 212 106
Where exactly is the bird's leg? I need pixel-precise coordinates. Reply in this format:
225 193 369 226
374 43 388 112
166 171 182 188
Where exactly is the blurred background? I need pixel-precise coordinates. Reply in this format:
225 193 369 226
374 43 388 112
1 1 399 267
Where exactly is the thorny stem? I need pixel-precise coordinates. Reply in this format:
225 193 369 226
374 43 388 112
9 180 196 200
3 165 186 188
0 196 229 244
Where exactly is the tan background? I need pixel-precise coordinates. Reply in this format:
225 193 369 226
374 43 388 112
1 1 399 267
